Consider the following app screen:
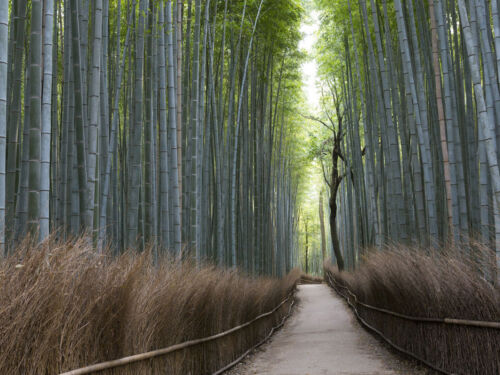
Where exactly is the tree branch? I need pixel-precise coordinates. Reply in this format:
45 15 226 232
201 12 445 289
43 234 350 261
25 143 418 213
320 157 332 189
300 113 335 133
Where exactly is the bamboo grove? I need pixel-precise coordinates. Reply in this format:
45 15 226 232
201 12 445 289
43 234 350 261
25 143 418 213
315 0 500 282
0 0 305 276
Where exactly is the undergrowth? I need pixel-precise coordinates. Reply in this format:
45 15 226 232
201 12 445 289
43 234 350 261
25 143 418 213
0 237 299 374
324 244 500 375
299 273 323 284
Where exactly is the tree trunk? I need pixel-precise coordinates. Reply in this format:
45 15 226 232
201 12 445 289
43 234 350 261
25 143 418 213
0 0 7 251
27 0 43 236
70 0 88 230
40 0 55 241
429 0 454 239
305 219 309 274
86 0 103 233
127 0 147 248
319 190 326 262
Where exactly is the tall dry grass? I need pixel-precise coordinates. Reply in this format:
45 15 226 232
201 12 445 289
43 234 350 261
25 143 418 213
0 237 299 374
325 244 500 375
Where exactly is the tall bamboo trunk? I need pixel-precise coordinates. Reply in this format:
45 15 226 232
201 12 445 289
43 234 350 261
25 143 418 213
319 190 326 262
167 0 182 253
27 0 43 236
429 0 454 240
0 0 7 251
6 0 27 246
40 0 55 242
127 0 148 248
70 0 88 230
176 0 183 223
86 0 103 233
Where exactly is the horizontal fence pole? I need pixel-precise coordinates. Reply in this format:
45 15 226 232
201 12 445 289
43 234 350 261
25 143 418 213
60 291 295 375
325 272 452 375
212 297 296 375
325 270 500 329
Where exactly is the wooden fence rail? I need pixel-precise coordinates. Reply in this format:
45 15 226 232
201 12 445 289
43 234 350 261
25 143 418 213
325 269 500 375
59 292 295 375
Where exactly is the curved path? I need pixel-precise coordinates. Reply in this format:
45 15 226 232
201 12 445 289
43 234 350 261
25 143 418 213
232 284 429 375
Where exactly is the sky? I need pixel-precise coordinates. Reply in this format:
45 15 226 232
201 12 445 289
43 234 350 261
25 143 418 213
299 10 321 113
297 8 324 217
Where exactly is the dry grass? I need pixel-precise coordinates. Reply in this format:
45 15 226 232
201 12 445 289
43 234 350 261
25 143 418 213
0 236 299 374
324 244 500 375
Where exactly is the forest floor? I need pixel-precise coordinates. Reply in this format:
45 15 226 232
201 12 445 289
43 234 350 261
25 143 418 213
229 284 435 375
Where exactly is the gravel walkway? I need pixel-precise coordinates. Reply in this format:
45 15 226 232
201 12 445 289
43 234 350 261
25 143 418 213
230 284 434 375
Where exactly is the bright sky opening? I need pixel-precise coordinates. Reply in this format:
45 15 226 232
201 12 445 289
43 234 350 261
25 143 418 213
299 10 320 113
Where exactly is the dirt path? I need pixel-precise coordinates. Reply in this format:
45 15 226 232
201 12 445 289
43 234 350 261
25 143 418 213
231 284 430 375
